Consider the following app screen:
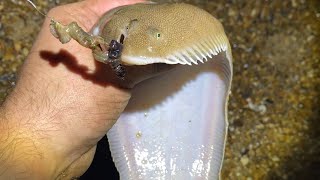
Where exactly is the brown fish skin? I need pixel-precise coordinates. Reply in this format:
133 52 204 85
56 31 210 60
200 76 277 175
99 3 230 65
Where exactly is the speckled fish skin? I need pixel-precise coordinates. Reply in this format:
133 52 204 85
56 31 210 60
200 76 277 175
93 3 231 66
93 3 233 180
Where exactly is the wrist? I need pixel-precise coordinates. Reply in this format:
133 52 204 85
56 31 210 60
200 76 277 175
0 73 131 179
0 108 60 179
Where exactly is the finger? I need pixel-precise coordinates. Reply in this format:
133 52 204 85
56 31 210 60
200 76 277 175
57 146 97 180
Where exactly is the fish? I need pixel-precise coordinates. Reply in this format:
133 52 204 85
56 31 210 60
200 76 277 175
92 2 233 180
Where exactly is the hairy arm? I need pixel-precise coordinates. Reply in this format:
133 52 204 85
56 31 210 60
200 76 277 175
0 111 56 179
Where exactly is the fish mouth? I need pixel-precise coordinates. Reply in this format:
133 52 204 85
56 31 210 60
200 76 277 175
107 49 232 179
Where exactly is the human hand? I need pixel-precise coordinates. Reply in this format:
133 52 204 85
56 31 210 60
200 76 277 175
0 0 172 179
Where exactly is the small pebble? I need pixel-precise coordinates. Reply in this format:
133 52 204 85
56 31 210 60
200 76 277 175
240 156 249 166
14 42 21 51
272 156 280 162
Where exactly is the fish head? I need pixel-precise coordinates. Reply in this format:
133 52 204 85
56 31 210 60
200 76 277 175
100 3 230 66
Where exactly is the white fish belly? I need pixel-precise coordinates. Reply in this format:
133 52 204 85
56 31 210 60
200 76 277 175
107 59 228 180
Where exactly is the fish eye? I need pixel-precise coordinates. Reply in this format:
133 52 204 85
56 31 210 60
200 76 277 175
147 27 162 40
